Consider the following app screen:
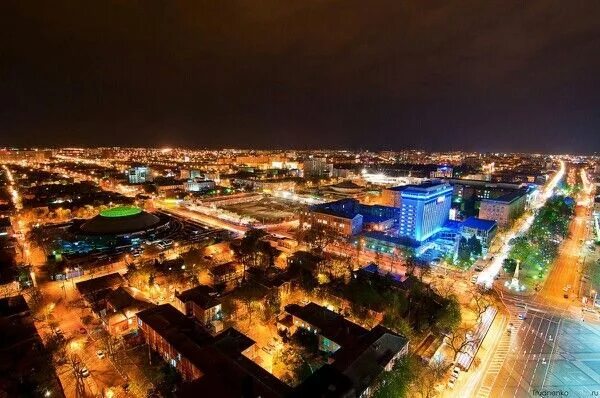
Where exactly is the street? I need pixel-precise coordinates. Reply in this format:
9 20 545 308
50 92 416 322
474 166 600 398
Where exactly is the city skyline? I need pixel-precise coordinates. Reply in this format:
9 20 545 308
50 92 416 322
1 2 599 397
2 2 600 153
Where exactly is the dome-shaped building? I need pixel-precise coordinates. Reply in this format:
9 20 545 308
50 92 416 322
80 206 164 236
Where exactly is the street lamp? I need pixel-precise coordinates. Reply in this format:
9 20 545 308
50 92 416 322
70 340 82 352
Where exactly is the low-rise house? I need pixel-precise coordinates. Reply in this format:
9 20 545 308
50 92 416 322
208 261 244 285
283 302 409 398
246 267 294 303
103 286 154 336
75 272 125 310
138 304 291 397
175 284 222 327
285 302 372 353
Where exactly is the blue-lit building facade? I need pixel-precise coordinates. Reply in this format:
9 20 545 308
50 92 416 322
398 182 453 242
300 198 399 237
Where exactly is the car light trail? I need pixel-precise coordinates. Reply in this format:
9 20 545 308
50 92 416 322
477 160 565 288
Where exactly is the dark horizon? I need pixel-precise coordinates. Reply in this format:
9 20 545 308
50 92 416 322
1 1 600 153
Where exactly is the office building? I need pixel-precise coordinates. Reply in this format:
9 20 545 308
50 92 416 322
300 198 399 237
430 166 453 178
127 165 153 184
460 217 498 254
397 182 453 242
381 186 404 207
184 179 216 192
180 169 203 180
302 157 333 178
478 189 527 228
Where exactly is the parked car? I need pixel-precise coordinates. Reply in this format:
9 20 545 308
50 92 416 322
96 350 105 359
80 367 90 377
447 378 456 389
452 366 461 377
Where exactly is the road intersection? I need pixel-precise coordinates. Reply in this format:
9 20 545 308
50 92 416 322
473 165 600 398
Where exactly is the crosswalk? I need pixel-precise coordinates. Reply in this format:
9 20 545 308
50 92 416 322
476 303 525 398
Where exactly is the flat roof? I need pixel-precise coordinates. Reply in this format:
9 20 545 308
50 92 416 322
309 198 362 220
482 189 526 204
387 181 450 192
139 304 291 398
285 302 369 348
461 217 498 231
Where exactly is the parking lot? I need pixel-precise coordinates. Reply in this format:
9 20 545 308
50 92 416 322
220 197 301 224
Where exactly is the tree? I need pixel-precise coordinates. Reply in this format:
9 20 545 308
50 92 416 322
383 311 413 339
235 282 265 328
402 247 418 276
66 353 86 397
152 363 182 397
303 223 339 253
445 327 478 362
457 237 471 265
373 355 418 398
412 357 449 398
472 288 493 323
418 262 431 282
435 295 462 332
467 234 483 258
262 291 281 323
233 229 271 280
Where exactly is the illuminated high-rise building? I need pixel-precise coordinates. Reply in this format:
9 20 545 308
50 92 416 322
397 182 453 242
127 166 153 184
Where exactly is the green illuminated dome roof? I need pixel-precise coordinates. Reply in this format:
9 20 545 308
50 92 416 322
100 206 142 218
81 206 161 235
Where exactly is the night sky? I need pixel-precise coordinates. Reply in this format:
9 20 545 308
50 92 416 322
1 1 600 153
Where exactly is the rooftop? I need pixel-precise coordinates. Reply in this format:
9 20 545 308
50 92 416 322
285 302 370 348
461 217 498 232
81 207 162 235
309 198 362 220
106 286 153 311
76 272 124 297
209 261 243 277
176 284 220 310
482 189 526 204
99 206 142 218
387 180 450 192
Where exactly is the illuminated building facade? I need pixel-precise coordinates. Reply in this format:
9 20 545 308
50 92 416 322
430 166 453 178
127 166 153 184
300 198 399 236
398 182 453 242
478 189 526 228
